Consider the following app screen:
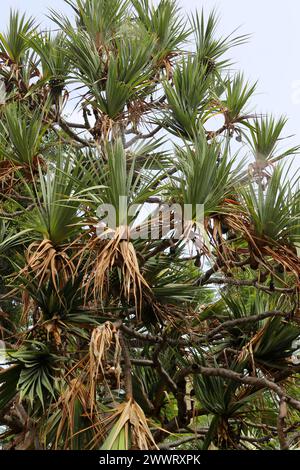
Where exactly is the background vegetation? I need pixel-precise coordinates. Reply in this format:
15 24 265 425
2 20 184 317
0 0 300 450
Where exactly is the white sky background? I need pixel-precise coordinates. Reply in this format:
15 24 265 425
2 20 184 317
1 0 300 170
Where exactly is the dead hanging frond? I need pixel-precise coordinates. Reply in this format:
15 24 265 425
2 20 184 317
127 99 151 129
237 326 265 372
21 290 33 325
23 239 76 292
100 399 158 450
142 289 186 325
48 377 104 450
92 113 115 142
54 378 89 448
0 160 22 194
88 322 122 412
77 226 149 319
227 209 300 284
262 244 300 283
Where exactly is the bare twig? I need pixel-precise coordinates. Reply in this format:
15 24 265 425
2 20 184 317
0 204 35 218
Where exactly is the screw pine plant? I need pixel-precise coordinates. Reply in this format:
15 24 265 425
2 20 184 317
0 0 300 451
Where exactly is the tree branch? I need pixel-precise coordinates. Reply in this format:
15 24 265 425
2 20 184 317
124 125 162 148
176 365 300 412
159 434 204 449
204 276 295 294
277 398 289 450
119 333 133 400
206 311 287 340
55 119 96 147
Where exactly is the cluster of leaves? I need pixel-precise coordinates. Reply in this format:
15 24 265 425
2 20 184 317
0 0 300 451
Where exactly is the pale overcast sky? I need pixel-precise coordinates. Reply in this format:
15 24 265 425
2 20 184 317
1 0 300 162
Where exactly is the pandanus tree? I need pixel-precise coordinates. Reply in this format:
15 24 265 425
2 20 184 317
1 0 300 451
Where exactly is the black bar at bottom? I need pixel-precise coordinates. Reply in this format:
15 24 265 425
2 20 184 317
0 450 299 468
